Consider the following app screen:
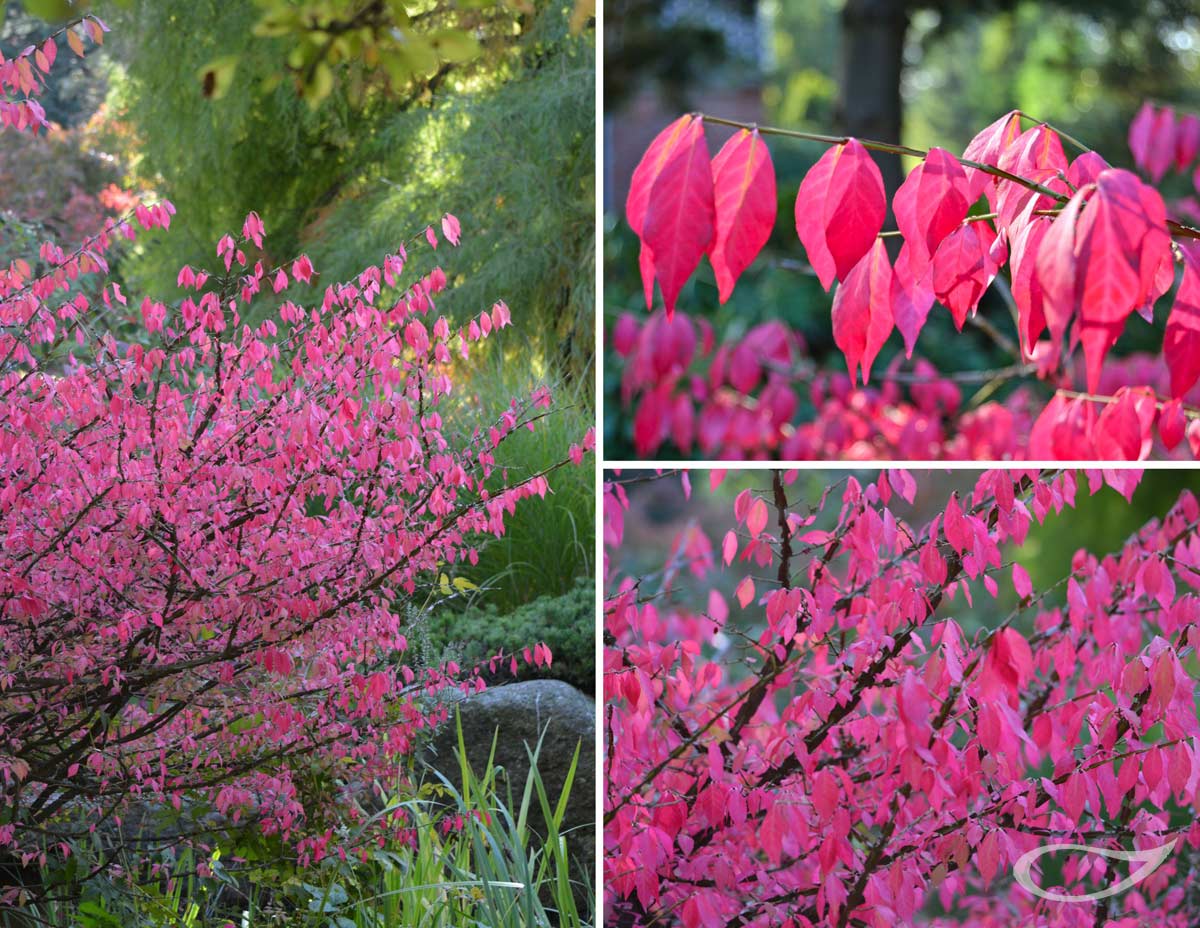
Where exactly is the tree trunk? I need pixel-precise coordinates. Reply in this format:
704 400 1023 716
837 0 909 207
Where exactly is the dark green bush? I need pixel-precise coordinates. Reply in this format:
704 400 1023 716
421 578 594 696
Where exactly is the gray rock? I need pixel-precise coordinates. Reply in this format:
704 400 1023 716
419 680 595 907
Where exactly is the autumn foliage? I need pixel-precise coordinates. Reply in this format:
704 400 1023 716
0 15 591 896
619 107 1200 460
604 469 1200 927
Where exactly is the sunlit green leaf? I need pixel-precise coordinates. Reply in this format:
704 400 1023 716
304 60 334 104
21 0 78 21
198 54 240 100
430 28 481 65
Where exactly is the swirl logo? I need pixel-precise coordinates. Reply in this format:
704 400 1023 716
1013 839 1178 903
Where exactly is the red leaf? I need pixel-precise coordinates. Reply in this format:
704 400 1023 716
1167 743 1192 797
978 830 1001 885
931 220 1005 329
638 241 656 310
795 138 885 290
1028 394 1097 460
994 125 1068 230
893 147 970 277
1129 101 1156 176
1094 170 1171 313
1094 387 1156 461
722 530 737 565
1159 399 1186 451
1012 563 1032 599
897 671 932 744
943 493 970 553
981 627 1034 700
812 770 839 820
746 498 769 537
1144 746 1164 791
627 116 693 237
919 539 947 586
891 243 935 357
1036 185 1091 351
831 238 894 384
642 117 715 316
1150 650 1177 713
961 110 1022 202
1067 151 1110 190
1008 204 1051 356
627 116 699 311
1063 771 1087 820
1037 170 1170 392
1165 244 1200 399
1148 106 1177 183
735 576 755 609
709 129 777 303
1177 113 1200 172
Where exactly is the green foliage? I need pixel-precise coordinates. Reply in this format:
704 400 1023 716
101 0 356 294
446 357 594 608
102 0 593 378
422 578 594 694
249 0 491 105
13 724 592 928
310 4 594 376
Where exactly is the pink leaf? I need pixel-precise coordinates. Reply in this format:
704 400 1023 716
1012 563 1032 600
1159 399 1186 451
932 220 1005 329
961 110 1022 202
1178 113 1200 172
1165 243 1200 399
642 117 715 316
831 238 894 384
1094 387 1155 461
722 530 737 566
893 146 971 277
746 498 769 537
891 243 936 358
709 129 776 303
795 138 886 290
735 576 755 609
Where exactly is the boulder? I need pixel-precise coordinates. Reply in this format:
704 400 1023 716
419 680 595 906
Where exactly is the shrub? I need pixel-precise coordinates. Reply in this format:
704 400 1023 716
605 469 1200 926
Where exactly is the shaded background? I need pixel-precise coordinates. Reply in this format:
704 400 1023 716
603 0 1200 457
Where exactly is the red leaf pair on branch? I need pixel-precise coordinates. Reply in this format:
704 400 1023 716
627 116 776 315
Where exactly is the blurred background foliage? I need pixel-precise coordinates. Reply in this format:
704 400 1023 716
0 0 594 618
603 0 1200 457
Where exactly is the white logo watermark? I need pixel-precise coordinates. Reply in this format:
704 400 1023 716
1013 839 1178 903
